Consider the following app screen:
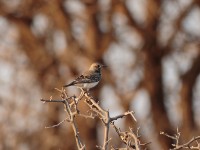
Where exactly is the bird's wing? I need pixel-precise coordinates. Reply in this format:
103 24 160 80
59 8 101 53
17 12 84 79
73 71 100 84
63 71 100 87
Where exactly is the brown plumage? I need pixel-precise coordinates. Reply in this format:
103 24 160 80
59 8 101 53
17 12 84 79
63 63 106 90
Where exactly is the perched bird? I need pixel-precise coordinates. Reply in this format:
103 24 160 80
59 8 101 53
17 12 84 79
63 63 106 91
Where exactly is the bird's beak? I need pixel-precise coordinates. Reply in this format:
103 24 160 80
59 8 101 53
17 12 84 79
101 64 107 68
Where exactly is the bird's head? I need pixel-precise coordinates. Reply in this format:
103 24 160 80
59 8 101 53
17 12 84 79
89 63 107 72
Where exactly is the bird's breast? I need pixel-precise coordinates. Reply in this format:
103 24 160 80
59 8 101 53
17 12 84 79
83 81 99 89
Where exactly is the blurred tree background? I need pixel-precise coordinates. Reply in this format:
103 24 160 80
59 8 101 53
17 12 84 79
0 0 200 149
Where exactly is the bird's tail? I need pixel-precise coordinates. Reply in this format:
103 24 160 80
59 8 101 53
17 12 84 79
63 82 74 87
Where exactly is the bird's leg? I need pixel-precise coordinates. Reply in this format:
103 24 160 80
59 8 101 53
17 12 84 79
86 89 91 96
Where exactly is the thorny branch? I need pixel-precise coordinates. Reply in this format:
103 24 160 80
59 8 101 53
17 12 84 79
41 88 149 150
41 89 85 150
160 128 200 150
111 123 151 150
84 92 143 150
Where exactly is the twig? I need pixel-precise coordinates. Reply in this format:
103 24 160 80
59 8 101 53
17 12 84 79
111 123 150 149
63 97 85 150
40 98 65 103
78 113 95 119
103 110 110 150
110 111 136 122
45 118 70 128
161 128 200 150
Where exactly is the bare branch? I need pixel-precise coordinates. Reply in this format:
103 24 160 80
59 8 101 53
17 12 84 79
41 89 85 150
41 89 147 150
40 98 65 103
45 118 70 129
161 128 200 150
110 111 136 122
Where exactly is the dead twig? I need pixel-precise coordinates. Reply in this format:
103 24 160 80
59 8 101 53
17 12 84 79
160 128 200 150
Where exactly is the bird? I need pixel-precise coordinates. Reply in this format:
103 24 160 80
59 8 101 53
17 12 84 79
63 63 106 91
